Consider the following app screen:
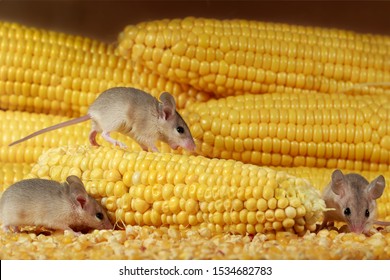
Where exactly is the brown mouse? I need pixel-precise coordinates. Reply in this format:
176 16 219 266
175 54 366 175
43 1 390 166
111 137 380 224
9 87 196 152
0 176 113 234
321 169 390 234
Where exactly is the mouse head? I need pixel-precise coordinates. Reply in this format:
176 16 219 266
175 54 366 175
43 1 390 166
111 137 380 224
158 92 196 151
330 170 385 233
66 176 113 230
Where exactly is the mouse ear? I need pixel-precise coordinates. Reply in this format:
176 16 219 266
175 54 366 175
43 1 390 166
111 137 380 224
331 169 346 196
66 175 84 186
75 194 88 209
69 177 88 199
159 92 176 120
368 175 385 200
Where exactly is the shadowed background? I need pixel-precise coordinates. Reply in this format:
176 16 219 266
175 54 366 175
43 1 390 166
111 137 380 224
0 1 389 43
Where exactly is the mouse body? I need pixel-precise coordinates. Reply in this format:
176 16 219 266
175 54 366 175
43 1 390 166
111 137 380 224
321 169 389 234
0 176 113 234
9 87 196 152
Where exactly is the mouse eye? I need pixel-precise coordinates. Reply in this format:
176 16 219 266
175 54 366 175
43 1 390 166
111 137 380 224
365 209 370 218
344 208 351 216
96 212 104 220
176 126 184 134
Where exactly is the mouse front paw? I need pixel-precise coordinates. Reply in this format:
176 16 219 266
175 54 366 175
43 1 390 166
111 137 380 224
63 228 82 236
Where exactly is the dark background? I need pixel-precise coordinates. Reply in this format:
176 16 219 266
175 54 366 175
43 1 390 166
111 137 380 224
0 1 389 43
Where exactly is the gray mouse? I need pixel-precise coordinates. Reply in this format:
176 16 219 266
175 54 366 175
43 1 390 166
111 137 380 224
321 169 390 234
0 176 113 234
9 87 196 152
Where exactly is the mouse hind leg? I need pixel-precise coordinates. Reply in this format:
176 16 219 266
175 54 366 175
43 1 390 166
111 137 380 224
89 119 102 146
89 130 99 146
101 131 127 149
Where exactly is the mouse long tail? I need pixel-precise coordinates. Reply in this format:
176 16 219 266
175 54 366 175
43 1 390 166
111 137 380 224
9 114 91 146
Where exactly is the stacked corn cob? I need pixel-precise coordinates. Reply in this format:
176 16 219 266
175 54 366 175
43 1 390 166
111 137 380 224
1 17 390 259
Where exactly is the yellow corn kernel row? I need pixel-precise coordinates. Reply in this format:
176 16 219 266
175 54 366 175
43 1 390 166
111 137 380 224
0 21 109 53
182 91 390 171
0 21 210 116
26 146 326 236
0 22 125 117
0 63 209 116
0 110 88 163
126 17 390 48
1 226 390 260
117 17 390 97
0 162 32 191
275 167 390 220
0 62 209 116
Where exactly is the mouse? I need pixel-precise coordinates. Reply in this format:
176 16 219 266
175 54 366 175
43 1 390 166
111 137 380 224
9 87 196 152
0 175 113 234
321 169 390 234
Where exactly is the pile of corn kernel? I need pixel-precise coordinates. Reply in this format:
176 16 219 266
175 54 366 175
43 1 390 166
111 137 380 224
1 226 390 259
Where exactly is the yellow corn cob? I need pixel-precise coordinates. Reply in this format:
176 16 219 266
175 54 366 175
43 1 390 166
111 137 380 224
117 17 390 97
0 162 32 191
0 21 210 116
182 91 390 171
0 225 390 259
26 146 325 236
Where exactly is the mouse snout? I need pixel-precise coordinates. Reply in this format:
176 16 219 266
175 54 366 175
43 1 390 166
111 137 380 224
103 219 113 229
349 223 365 234
181 138 196 151
168 138 196 151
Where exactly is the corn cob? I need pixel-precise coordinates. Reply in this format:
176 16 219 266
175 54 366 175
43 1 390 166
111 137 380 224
182 91 390 171
117 17 390 97
0 21 210 116
26 145 325 236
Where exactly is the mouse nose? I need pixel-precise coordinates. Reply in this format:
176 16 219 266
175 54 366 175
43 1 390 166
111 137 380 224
184 139 196 151
103 220 114 229
175 139 196 151
349 224 365 234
